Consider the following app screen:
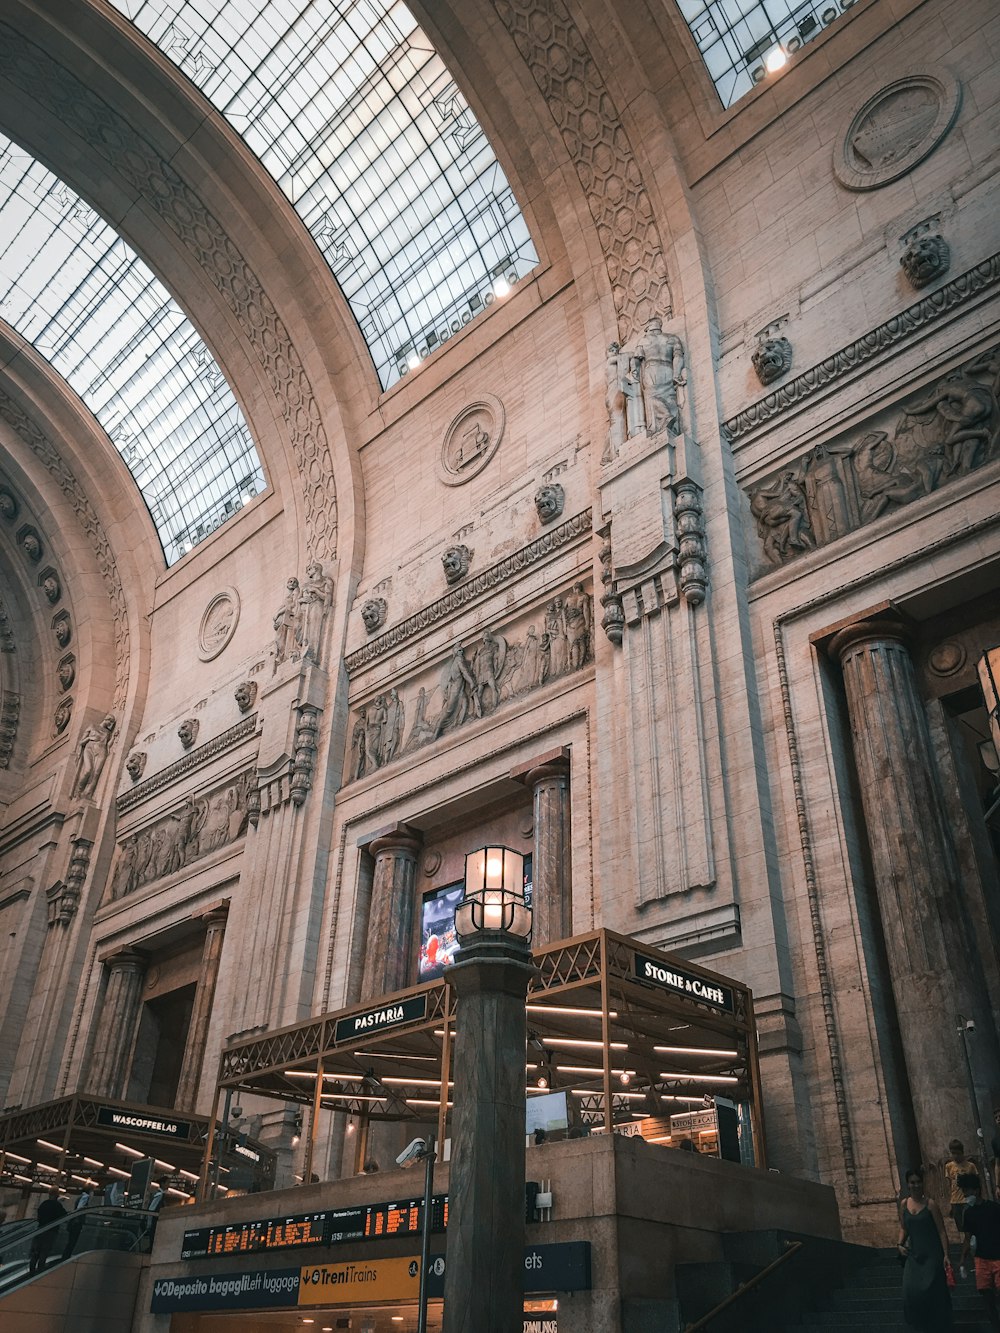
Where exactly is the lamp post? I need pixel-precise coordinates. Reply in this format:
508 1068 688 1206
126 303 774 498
441 846 534 1333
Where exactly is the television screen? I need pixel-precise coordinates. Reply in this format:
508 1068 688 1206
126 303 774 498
418 855 532 982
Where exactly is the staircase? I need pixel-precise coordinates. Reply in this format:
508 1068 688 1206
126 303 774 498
788 1246 991 1330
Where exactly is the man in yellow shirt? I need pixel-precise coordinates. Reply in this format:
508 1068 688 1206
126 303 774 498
945 1138 981 1235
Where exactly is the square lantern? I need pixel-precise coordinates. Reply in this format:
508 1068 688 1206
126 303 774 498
978 646 1000 758
457 846 531 941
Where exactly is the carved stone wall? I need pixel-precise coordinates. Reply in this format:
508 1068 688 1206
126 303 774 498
746 339 1000 573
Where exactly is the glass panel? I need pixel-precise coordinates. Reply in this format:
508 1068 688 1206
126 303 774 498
675 0 866 108
0 135 265 566
107 0 539 389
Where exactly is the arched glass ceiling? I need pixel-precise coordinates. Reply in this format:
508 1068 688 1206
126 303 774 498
0 134 265 566
108 0 538 390
678 0 862 108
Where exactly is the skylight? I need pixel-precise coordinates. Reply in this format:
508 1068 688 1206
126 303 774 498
108 0 539 389
677 0 860 108
0 134 265 566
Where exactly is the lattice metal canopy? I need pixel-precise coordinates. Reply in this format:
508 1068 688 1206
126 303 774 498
107 0 539 389
0 134 265 565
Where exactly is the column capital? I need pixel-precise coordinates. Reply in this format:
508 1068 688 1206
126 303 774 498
510 745 570 788
100 947 147 973
811 601 915 661
202 904 230 930
362 821 423 860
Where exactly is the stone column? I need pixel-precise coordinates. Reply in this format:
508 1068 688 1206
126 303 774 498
88 949 147 1099
176 906 229 1111
827 613 1000 1157
360 824 422 1000
513 749 572 947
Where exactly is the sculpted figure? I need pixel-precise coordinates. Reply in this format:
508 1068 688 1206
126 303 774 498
473 629 506 715
900 233 950 289
364 696 387 772
54 698 73 734
381 688 405 765
198 789 234 856
852 432 928 521
749 471 815 565
273 577 302 667
752 336 793 387
298 561 334 662
177 717 199 750
234 680 258 713
126 750 147 782
403 687 436 753
901 372 996 476
58 658 76 692
71 713 116 799
111 834 140 900
545 599 569 678
512 625 543 695
534 484 565 525
563 584 592 670
0 490 17 521
20 529 42 562
634 318 685 436
41 573 61 604
361 598 387 635
351 715 368 780
804 445 852 545
54 615 71 648
966 346 1000 398
442 545 472 586
434 643 477 738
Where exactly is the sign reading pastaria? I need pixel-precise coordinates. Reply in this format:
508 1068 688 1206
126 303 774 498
333 994 428 1043
632 951 735 1014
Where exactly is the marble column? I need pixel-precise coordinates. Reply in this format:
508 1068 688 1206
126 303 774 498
88 949 147 1099
360 824 422 1000
828 614 1000 1157
514 751 572 946
176 906 229 1111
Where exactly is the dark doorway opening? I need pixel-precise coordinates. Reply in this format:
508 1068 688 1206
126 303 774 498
129 983 196 1108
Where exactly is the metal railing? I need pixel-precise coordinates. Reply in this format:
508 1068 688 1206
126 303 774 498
0 1206 155 1297
684 1240 804 1331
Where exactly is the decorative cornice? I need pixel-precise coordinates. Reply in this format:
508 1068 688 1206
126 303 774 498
115 714 257 814
722 253 1000 444
345 509 593 673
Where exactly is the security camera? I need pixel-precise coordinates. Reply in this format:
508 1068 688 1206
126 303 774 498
966 1020 976 1033
231 1106 243 1120
396 1137 428 1169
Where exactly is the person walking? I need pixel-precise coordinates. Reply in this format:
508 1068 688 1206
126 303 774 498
61 1184 92 1261
944 1139 981 1237
898 1167 952 1331
959 1171 1000 1331
28 1187 66 1274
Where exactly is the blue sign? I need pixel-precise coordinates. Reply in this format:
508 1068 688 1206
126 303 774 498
151 1268 301 1312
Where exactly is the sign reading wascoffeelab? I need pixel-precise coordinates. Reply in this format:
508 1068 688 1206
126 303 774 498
96 1105 193 1140
632 951 735 1014
333 994 428 1043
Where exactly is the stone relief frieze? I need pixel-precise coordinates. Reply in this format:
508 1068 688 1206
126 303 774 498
349 588 593 782
0 692 19 769
108 770 255 902
746 342 1000 573
0 24 337 561
0 393 129 710
834 71 961 192
346 510 593 674
0 602 15 655
116 714 257 815
491 0 670 342
604 322 685 462
722 253 1000 445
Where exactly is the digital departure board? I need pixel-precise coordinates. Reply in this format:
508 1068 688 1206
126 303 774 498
181 1196 449 1260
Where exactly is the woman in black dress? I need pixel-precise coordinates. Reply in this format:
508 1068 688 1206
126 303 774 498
897 1167 953 1331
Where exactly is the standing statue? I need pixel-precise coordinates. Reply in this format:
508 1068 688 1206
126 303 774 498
545 599 570 678
71 713 116 799
634 318 685 436
298 561 334 663
804 445 852 545
273 577 302 667
434 644 478 738
604 340 646 461
110 834 140 901
402 687 436 753
364 696 388 772
351 716 368 780
381 689 405 766
563 584 592 671
511 625 543 695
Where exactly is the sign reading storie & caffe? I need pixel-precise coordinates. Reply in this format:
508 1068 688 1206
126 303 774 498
96 1105 193 1140
333 994 428 1043
632 951 735 1014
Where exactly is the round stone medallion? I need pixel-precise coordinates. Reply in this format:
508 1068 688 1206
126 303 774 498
438 394 506 486
834 71 961 191
927 640 966 677
198 587 240 661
